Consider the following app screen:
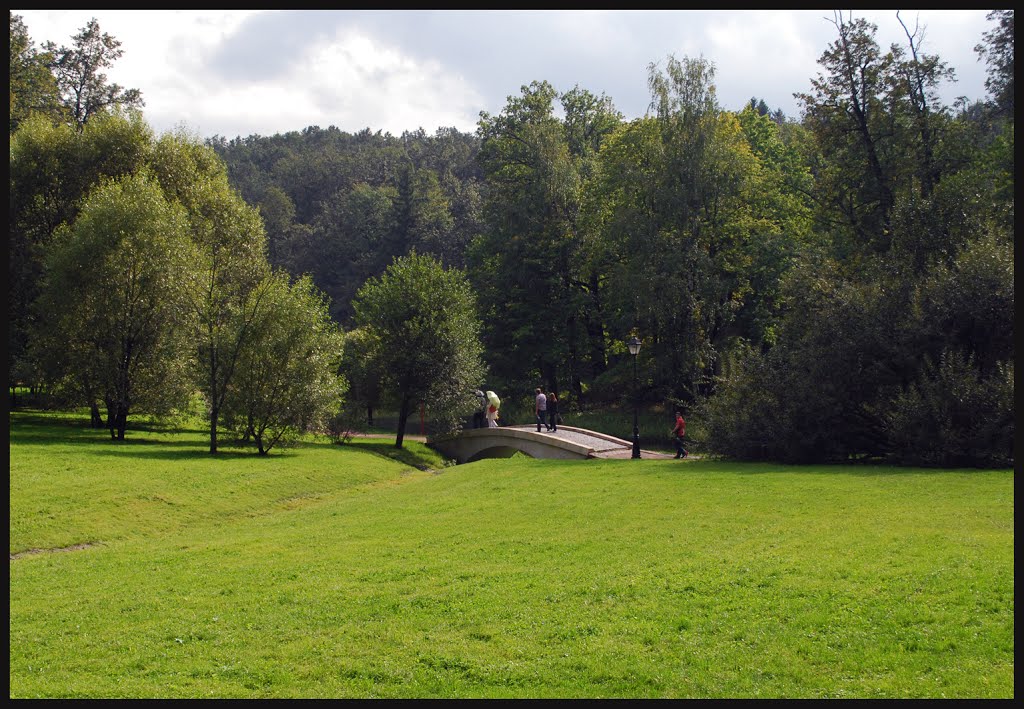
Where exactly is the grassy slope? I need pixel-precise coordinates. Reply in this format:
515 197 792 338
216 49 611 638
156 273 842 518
9 411 1014 698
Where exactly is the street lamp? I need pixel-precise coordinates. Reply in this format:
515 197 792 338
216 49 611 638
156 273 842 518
627 336 642 459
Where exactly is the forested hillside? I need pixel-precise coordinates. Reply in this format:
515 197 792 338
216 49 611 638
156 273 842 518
10 11 1014 465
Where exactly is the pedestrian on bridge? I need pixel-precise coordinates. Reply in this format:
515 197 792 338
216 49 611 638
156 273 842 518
534 388 547 432
546 391 559 432
486 390 501 428
473 389 487 428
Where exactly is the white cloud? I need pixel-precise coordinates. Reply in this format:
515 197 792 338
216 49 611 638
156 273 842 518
298 29 484 134
12 9 995 139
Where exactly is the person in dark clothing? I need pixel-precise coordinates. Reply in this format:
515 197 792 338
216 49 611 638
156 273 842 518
547 392 559 431
472 389 487 428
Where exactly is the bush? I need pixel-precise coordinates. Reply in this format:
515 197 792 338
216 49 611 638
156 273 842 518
884 351 1014 468
698 343 782 460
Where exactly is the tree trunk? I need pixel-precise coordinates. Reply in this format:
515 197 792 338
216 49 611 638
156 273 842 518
543 362 558 401
209 342 219 453
106 400 128 440
586 273 606 381
209 406 219 454
395 395 410 449
106 400 116 439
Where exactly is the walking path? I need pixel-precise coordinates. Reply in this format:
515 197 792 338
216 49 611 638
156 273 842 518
350 426 694 461
504 424 679 460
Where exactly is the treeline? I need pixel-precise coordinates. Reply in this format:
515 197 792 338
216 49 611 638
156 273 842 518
205 125 485 324
10 11 1014 466
208 12 1014 466
10 15 351 454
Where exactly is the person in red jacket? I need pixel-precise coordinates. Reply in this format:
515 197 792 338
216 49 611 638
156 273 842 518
670 411 687 459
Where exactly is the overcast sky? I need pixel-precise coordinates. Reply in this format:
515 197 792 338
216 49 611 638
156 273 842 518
14 9 997 141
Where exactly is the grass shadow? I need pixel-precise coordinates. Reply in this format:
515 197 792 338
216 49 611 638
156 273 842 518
683 459 992 478
341 438 442 471
75 445 259 461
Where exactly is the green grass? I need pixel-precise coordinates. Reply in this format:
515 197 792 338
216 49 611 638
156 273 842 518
9 410 1014 698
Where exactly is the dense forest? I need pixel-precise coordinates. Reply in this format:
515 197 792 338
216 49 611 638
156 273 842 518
9 11 1014 466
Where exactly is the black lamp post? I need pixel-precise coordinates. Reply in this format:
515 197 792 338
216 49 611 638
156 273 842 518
627 336 642 459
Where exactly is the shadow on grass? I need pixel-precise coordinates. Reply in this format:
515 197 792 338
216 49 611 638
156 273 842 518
75 445 260 461
676 459 988 477
10 411 207 439
342 439 441 471
11 409 426 465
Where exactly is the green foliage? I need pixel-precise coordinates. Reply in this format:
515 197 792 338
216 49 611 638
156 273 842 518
221 273 347 454
584 59 816 406
472 80 585 395
208 125 485 324
9 12 62 131
704 232 1013 467
9 112 154 388
795 13 896 249
10 411 1014 698
352 252 486 446
703 260 890 462
914 230 1014 375
10 111 278 453
42 17 144 129
337 326 388 433
309 181 400 322
883 351 1013 468
11 14 1013 471
974 9 1014 117
167 134 271 454
34 170 197 438
698 342 782 460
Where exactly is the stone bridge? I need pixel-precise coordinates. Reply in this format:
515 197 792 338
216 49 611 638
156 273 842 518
428 425 672 464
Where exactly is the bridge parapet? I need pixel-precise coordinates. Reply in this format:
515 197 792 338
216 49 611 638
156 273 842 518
429 426 599 464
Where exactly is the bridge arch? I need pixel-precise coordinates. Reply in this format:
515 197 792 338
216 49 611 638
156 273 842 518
428 426 629 464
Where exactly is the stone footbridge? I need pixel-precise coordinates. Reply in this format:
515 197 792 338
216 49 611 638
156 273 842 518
428 424 674 464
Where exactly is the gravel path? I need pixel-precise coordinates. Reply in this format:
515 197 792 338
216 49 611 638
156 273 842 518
505 424 678 459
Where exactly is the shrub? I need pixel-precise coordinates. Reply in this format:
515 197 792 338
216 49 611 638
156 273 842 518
884 351 1014 468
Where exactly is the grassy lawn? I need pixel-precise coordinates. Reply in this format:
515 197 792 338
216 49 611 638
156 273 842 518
9 410 1014 698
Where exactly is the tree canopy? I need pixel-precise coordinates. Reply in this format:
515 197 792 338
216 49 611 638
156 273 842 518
10 11 1013 466
36 170 197 439
351 252 486 448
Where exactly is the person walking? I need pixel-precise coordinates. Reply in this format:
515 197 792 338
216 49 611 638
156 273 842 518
670 411 687 459
534 388 547 432
546 391 559 432
473 389 487 428
486 390 501 428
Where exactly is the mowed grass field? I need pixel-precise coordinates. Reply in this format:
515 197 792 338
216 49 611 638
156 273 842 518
9 410 1014 698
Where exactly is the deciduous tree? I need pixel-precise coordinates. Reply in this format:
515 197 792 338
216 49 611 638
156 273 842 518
352 252 486 448
9 112 153 396
9 12 62 132
974 9 1013 117
43 17 144 129
472 81 581 395
36 170 196 439
149 129 271 454
222 273 346 455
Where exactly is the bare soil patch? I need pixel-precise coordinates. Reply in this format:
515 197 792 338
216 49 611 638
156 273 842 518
10 542 100 561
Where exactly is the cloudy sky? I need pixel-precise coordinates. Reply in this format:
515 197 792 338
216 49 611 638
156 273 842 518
14 9 996 141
